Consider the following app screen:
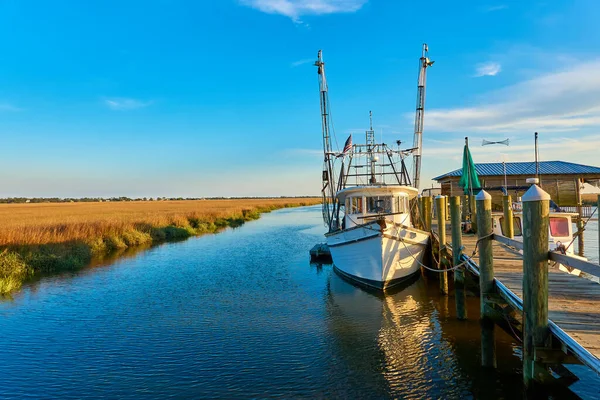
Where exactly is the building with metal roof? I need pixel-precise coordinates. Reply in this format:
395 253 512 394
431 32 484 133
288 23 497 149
434 161 600 180
433 161 600 207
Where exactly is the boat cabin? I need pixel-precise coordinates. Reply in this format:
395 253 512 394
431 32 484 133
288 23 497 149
336 186 418 230
491 211 578 253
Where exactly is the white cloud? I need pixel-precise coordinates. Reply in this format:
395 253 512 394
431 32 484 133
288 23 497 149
104 98 152 111
425 134 600 159
424 59 600 133
239 0 367 22
475 62 502 77
484 5 507 12
291 58 314 67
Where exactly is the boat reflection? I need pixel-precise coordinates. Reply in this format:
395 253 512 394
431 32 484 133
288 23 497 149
323 268 525 398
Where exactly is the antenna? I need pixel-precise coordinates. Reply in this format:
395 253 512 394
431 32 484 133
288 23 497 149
412 43 434 190
366 111 376 184
482 139 509 146
535 132 540 181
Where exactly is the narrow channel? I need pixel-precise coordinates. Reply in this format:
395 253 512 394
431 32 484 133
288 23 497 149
0 206 597 398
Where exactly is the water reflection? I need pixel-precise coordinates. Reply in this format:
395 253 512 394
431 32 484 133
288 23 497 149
324 269 526 398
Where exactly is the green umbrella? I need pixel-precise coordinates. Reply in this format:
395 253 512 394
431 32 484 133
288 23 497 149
458 138 481 195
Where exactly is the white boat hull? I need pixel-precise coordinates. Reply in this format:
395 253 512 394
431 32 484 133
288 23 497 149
326 221 430 290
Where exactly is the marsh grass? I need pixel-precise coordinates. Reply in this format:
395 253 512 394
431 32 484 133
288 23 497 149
0 199 319 294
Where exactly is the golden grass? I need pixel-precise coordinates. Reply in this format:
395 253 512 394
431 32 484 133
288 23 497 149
0 198 320 294
0 199 320 246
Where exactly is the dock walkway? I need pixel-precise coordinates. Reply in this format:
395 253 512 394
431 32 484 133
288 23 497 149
460 233 600 367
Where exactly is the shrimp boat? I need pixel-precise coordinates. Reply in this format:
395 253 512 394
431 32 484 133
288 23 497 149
314 46 434 290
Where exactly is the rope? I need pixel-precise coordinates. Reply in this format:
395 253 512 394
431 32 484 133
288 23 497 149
501 309 523 343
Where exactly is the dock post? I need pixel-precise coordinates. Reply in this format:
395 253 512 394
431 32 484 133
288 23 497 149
423 196 432 232
450 196 466 320
416 196 423 230
502 195 514 239
476 190 496 368
462 195 468 223
575 178 584 257
470 194 477 234
522 184 551 387
444 195 449 221
435 195 448 295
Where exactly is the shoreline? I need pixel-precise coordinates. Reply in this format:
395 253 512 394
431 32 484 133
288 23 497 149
0 200 320 295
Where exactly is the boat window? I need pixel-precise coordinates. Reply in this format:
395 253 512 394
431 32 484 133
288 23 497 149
350 197 363 214
549 217 570 237
499 216 522 236
395 196 407 213
366 196 392 214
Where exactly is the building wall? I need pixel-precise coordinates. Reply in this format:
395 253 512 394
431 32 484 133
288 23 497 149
438 175 585 207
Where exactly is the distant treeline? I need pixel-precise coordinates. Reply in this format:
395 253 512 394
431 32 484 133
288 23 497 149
0 196 319 204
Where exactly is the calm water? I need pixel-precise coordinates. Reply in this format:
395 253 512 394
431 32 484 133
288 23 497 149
0 206 597 398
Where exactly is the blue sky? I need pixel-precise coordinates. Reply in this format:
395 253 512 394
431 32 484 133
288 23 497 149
0 0 599 197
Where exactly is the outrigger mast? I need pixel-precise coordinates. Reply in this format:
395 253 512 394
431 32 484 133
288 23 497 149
412 43 434 190
315 50 339 231
315 47 429 232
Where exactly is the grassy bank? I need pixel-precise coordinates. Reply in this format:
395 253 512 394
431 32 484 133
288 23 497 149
0 198 320 295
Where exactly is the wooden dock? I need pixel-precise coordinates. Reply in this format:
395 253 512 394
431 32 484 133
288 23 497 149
427 188 600 390
459 234 600 371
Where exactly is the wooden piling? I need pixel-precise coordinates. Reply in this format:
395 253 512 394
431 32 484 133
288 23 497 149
470 194 477 233
461 195 468 223
444 195 449 221
416 196 423 230
598 195 600 264
423 196 432 232
522 185 551 387
450 196 466 320
476 190 495 368
502 195 514 239
436 195 448 295
575 178 584 257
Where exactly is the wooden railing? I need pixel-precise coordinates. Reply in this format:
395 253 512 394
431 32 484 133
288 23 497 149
492 233 600 278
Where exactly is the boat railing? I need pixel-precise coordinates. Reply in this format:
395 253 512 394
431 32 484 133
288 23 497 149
559 206 598 219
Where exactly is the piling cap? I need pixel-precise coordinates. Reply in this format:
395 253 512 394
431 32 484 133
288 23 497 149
435 194 446 199
522 184 551 202
475 190 492 201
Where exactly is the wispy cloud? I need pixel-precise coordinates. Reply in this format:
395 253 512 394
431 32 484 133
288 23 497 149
103 98 152 111
425 134 600 162
475 62 502 77
0 103 22 112
483 4 507 12
281 148 323 157
424 59 600 133
239 0 367 22
291 58 314 67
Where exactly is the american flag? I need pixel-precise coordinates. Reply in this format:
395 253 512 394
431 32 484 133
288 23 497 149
341 135 352 155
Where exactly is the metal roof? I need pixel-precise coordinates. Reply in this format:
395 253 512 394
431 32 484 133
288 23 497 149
433 161 600 181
